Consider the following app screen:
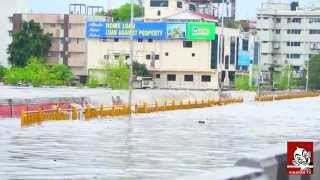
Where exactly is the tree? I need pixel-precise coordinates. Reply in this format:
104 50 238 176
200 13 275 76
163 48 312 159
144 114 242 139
49 64 73 85
111 3 144 21
0 66 7 80
104 59 129 89
7 20 51 67
133 61 150 77
308 54 320 90
24 57 50 87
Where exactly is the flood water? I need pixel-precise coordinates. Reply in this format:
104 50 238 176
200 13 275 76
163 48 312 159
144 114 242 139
0 97 319 179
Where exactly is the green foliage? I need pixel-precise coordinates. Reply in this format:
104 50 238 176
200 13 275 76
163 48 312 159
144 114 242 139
0 66 7 79
48 64 73 86
104 59 129 89
235 74 250 91
4 57 73 87
4 67 26 85
133 61 150 77
8 20 51 67
273 65 301 90
111 3 144 21
25 57 50 87
308 54 320 90
86 76 99 88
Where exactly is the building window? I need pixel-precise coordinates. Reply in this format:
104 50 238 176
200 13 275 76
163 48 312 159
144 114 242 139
275 29 281 34
155 54 160 60
114 38 119 42
201 75 211 82
146 55 151 60
288 18 301 23
192 53 196 57
177 1 183 8
138 39 143 42
157 10 161 16
263 29 268 31
156 74 161 79
184 75 193 82
167 74 176 81
165 52 169 56
49 23 56 28
242 39 249 51
309 29 320 34
8 30 13 37
183 41 192 48
287 29 301 34
263 17 269 20
287 42 301 47
275 18 281 23
148 39 153 43
150 0 168 7
287 54 301 59
309 18 320 23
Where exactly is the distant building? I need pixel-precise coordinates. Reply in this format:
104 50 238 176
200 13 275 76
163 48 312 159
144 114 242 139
256 1 320 71
10 4 104 82
87 0 240 90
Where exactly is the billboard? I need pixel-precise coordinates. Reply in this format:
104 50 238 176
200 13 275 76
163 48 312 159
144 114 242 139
167 23 187 39
105 22 167 40
86 21 216 41
187 22 216 40
238 51 251 66
86 21 106 38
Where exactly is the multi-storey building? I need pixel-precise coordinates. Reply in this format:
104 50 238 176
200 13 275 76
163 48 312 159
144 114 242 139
256 1 320 71
10 13 95 82
87 0 240 90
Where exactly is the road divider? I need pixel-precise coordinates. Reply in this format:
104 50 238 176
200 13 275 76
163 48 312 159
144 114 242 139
20 97 244 127
255 92 320 102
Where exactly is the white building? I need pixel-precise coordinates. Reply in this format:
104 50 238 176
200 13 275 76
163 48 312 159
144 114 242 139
256 1 320 71
0 0 26 66
86 0 240 90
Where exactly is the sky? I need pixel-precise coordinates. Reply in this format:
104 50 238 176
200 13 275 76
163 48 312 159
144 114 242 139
17 0 320 19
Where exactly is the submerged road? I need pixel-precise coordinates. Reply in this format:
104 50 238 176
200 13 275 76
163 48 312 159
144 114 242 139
0 97 319 179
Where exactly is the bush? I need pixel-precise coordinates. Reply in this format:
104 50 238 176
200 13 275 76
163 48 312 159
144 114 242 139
0 66 8 80
48 64 73 86
104 59 129 89
235 74 251 91
309 54 320 90
4 57 74 87
86 76 99 88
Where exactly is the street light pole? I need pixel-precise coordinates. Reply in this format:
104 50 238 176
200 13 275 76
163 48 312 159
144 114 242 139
128 0 134 118
218 0 226 98
306 59 309 92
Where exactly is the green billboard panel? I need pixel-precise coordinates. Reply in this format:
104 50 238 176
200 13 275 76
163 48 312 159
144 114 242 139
187 22 216 40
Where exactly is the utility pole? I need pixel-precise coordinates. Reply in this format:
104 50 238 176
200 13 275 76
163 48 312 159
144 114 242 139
306 59 309 92
218 0 226 98
128 0 134 118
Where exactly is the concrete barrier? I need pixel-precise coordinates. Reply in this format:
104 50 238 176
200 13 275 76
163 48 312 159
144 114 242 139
235 143 320 180
175 167 268 180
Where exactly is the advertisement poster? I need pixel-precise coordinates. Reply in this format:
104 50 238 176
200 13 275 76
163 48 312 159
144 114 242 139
167 23 186 39
187 22 216 40
86 21 216 41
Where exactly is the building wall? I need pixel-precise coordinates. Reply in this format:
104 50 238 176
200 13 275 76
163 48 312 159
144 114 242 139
144 0 185 20
87 27 239 90
257 3 320 70
12 13 90 77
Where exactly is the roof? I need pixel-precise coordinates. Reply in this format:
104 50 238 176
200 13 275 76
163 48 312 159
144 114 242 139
162 11 218 22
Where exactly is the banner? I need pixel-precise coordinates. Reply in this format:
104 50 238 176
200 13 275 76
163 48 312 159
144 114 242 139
86 21 216 41
187 22 216 40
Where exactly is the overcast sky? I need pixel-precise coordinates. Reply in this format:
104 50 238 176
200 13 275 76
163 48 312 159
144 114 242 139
24 0 320 19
